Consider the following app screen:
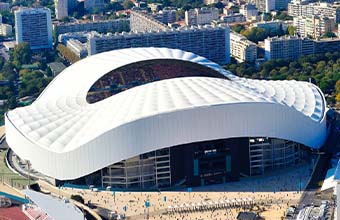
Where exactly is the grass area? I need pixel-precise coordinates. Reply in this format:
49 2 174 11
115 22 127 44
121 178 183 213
0 150 32 187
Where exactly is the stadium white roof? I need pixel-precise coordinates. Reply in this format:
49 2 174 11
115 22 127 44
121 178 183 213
5 47 328 180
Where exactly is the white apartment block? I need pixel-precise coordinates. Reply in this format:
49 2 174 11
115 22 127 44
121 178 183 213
288 1 340 23
55 0 68 20
230 31 257 62
239 3 258 21
220 14 246 23
15 7 52 49
265 36 302 60
185 7 219 26
293 15 335 39
66 39 88 58
155 9 177 24
0 24 12 36
251 0 275 13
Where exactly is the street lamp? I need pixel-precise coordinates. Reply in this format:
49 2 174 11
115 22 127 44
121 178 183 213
26 160 31 189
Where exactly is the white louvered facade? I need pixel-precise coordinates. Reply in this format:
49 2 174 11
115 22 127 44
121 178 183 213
5 47 327 180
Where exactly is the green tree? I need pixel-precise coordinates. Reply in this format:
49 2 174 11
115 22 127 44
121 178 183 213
231 24 245 33
287 26 296 35
322 31 336 38
123 0 134 9
2 62 16 81
335 80 340 94
13 42 32 68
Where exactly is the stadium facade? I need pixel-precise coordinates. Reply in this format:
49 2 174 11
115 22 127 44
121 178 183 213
5 48 328 189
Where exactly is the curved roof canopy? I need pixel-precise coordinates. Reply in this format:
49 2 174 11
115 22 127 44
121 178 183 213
5 47 327 180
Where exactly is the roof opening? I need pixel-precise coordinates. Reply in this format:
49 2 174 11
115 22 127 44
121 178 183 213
86 59 227 104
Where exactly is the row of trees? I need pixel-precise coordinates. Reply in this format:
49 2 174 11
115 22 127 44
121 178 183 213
0 43 57 124
232 25 287 43
57 44 81 64
225 51 340 105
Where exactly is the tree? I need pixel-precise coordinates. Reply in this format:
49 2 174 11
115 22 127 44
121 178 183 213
71 195 84 204
231 24 245 33
287 26 296 35
123 0 134 9
56 44 80 64
105 2 124 12
274 12 293 21
13 42 32 68
241 27 267 43
2 62 16 81
322 31 336 39
61 16 71 22
336 93 340 103
212 2 224 9
7 97 17 110
335 80 340 94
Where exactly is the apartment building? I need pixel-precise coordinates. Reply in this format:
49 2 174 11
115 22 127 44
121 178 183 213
15 7 53 49
293 15 335 38
87 25 230 64
130 10 168 32
53 19 130 36
185 7 219 26
230 31 257 62
239 3 258 21
0 24 12 37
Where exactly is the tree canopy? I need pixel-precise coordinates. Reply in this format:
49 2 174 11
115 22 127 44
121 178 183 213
224 51 340 105
322 31 337 39
240 27 285 43
13 42 32 68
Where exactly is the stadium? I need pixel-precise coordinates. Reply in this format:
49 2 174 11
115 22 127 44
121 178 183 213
5 47 328 189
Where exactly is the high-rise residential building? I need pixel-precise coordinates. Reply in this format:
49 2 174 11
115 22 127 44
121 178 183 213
84 0 104 12
249 0 291 12
265 0 275 12
185 7 219 26
0 3 9 12
314 38 340 54
53 18 130 36
55 0 68 20
293 15 335 39
87 25 230 64
155 9 177 24
239 3 258 21
230 31 257 62
251 0 275 12
15 7 53 49
130 10 168 32
288 1 340 23
0 24 12 36
265 35 340 60
265 36 314 60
